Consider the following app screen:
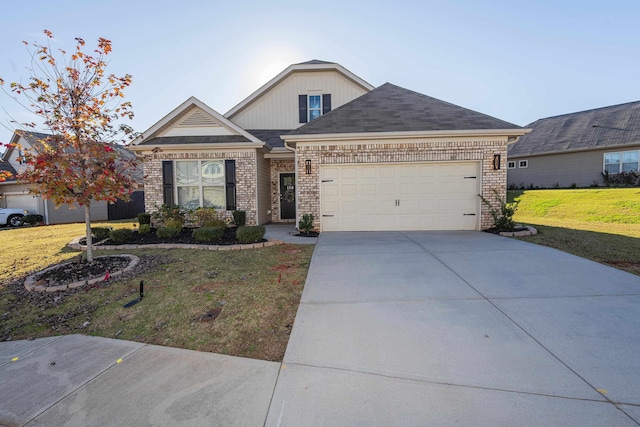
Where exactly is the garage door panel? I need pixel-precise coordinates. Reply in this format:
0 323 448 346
321 162 480 231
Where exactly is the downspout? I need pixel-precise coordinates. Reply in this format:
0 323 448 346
43 198 50 225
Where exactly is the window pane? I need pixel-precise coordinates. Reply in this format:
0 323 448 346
604 153 620 164
604 164 620 174
177 186 200 209
622 152 639 172
309 109 321 121
176 161 199 185
308 95 321 109
202 160 224 186
203 187 225 209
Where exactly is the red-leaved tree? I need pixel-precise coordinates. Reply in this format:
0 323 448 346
0 30 137 262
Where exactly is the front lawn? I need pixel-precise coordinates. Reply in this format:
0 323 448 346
0 222 314 361
509 188 640 275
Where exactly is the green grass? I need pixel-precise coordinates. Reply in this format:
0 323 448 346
0 219 138 282
509 188 640 275
0 221 314 361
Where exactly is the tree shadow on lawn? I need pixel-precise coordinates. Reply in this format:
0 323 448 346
517 224 640 276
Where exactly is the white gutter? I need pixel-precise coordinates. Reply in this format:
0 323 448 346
283 128 532 144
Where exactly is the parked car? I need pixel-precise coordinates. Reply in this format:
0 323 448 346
0 208 30 227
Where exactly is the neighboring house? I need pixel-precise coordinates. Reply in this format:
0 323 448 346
0 131 144 224
507 101 640 188
131 60 529 232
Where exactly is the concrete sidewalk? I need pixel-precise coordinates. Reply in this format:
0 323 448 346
266 231 640 426
1 335 279 426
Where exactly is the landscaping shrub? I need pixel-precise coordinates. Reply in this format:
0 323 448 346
152 204 185 227
138 224 151 234
232 209 246 226
21 214 44 226
236 225 265 244
137 213 151 225
164 218 183 230
298 213 314 234
110 228 134 244
193 207 219 227
91 227 112 240
192 226 225 242
479 190 519 231
156 227 181 239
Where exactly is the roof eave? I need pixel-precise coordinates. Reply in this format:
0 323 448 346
508 141 640 158
283 128 531 145
129 142 264 152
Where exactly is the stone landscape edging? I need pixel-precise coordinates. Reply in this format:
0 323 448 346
25 254 140 293
499 225 538 237
67 237 284 252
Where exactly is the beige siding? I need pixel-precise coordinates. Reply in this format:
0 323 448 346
159 107 238 137
230 71 369 129
507 145 640 188
46 200 108 224
256 153 271 225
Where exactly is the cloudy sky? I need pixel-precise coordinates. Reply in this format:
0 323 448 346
1 0 639 148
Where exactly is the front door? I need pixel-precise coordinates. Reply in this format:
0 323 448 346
279 173 296 220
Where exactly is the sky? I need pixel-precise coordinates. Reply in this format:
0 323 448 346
1 0 639 150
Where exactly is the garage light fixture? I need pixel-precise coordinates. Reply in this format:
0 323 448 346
305 159 312 174
493 154 501 170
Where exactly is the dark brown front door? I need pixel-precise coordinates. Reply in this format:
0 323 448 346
280 173 296 220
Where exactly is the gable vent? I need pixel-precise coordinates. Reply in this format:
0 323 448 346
178 110 220 127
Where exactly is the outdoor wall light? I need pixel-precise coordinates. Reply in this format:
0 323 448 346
493 154 501 170
305 159 312 174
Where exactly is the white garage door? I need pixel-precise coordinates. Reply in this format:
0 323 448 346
5 194 39 214
320 162 480 231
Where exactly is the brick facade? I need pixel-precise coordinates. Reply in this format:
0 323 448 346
296 138 509 231
269 159 296 222
142 150 259 225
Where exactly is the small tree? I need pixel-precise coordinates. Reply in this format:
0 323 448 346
0 30 137 262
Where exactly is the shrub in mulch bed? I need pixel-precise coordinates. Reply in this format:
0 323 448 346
81 226 265 246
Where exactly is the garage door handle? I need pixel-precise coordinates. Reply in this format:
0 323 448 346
463 213 476 216
323 214 334 217
464 176 477 179
322 180 333 183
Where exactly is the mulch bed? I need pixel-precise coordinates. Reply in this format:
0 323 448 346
37 256 132 285
84 227 254 246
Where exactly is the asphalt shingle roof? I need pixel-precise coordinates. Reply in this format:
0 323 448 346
508 101 640 157
291 83 521 135
246 130 290 149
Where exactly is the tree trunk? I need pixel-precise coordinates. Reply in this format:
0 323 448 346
85 204 93 262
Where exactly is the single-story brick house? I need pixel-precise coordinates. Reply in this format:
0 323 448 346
131 60 529 231
507 101 640 188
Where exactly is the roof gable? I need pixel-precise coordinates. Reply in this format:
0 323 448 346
508 101 640 157
288 83 522 135
132 97 262 148
224 61 374 121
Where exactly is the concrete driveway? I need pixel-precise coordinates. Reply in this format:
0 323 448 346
2 231 640 426
266 231 640 426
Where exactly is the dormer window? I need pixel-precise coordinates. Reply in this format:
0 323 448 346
299 94 331 123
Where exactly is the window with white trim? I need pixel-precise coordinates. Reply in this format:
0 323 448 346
308 95 322 121
507 161 516 169
175 160 225 209
519 160 528 168
604 150 639 174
